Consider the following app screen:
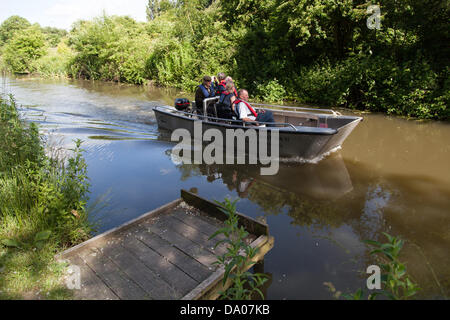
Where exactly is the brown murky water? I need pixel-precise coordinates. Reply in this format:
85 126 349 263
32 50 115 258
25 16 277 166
2 75 449 299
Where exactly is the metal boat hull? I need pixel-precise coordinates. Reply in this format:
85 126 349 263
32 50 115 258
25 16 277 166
153 106 362 161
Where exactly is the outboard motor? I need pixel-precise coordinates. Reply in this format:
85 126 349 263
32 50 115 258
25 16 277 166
174 98 190 111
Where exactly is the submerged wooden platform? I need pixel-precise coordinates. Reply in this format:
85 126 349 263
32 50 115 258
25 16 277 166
57 190 274 300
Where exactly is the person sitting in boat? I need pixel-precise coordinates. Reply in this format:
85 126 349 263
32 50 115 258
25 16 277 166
225 76 238 97
233 89 275 126
214 72 227 96
195 75 216 114
216 81 237 119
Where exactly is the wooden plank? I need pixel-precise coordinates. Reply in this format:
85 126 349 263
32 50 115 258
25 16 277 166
161 215 229 256
53 190 275 300
134 226 212 282
57 198 182 260
182 235 275 300
141 217 218 267
78 247 151 300
171 207 227 241
119 235 198 296
65 254 119 300
181 190 269 236
101 244 181 299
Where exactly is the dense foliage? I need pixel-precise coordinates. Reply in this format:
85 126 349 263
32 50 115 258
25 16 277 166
0 0 448 119
0 94 92 298
2 25 46 74
0 15 31 46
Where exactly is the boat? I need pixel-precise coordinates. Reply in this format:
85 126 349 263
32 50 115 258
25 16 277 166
153 97 362 161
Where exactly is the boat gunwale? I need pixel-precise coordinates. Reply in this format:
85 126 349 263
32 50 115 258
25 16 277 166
152 106 361 136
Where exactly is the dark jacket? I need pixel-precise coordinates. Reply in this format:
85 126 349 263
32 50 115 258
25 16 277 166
219 92 235 108
195 84 215 112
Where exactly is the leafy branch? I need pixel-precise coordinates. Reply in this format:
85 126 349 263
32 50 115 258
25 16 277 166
209 198 268 300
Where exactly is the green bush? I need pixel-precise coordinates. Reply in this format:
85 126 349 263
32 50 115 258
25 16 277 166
254 79 286 103
32 42 74 78
2 25 46 74
0 95 91 245
145 39 198 90
293 55 448 120
0 15 31 47
0 94 92 298
67 15 151 84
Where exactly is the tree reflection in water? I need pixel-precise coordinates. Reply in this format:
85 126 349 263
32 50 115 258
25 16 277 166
165 148 450 298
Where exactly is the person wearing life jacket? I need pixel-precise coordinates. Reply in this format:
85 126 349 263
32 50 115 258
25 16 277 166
225 76 238 97
214 72 227 96
233 89 275 126
195 75 216 114
216 81 237 119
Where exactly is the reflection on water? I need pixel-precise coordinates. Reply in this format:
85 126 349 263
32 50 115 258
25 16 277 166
2 75 449 299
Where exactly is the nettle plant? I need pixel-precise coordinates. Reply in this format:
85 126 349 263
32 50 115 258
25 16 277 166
209 198 268 300
328 232 421 300
362 232 420 300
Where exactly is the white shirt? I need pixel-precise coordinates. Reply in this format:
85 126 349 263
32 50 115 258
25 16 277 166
237 102 256 121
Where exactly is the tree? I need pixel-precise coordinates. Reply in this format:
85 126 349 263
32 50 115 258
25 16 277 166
146 0 176 20
0 15 31 46
2 25 46 73
42 27 68 47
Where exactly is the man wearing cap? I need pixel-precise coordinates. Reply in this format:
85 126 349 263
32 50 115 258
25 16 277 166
195 75 216 114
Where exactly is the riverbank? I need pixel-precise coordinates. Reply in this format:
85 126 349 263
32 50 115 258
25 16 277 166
2 76 449 299
0 94 92 299
1 1 448 121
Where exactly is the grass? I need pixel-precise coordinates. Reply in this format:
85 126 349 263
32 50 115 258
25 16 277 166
0 94 92 299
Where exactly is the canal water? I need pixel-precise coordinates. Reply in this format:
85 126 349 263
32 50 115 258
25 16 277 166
2 76 449 299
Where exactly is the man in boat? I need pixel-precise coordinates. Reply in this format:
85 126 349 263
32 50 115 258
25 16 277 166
195 75 216 114
233 89 275 126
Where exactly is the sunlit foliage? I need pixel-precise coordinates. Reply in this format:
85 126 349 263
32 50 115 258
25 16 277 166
0 0 448 119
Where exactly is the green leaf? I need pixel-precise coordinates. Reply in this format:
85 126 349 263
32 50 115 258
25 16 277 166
35 240 45 249
383 251 395 262
1 238 20 248
34 230 51 242
355 288 364 299
382 232 394 243
254 287 265 300
213 239 230 249
209 227 228 240
380 243 394 250
368 292 382 300
363 239 381 247
369 249 383 255
342 293 354 300
223 259 237 286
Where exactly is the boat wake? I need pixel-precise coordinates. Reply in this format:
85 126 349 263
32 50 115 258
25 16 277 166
279 146 342 164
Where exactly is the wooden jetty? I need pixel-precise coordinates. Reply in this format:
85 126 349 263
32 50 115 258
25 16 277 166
57 190 274 300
